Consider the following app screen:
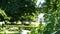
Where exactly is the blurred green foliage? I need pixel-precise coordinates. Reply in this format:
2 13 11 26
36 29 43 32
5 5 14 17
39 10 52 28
29 0 59 34
0 0 37 23
0 0 60 34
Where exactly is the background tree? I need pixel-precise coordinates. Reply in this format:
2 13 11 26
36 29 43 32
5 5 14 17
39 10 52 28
0 0 37 24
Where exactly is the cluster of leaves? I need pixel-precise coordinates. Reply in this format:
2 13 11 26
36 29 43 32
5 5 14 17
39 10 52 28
28 0 60 34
